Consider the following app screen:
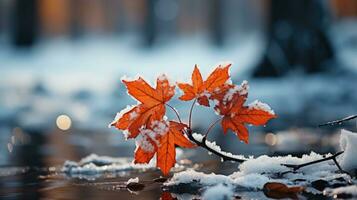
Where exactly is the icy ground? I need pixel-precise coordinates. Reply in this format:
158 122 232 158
62 154 155 180
60 130 357 199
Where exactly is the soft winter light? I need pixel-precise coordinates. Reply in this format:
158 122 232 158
56 114 72 131
265 133 277 146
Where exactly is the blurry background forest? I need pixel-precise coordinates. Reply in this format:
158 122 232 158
0 0 357 172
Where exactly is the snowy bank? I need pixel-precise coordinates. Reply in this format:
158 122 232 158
339 129 357 174
62 154 155 179
165 130 357 198
165 152 349 190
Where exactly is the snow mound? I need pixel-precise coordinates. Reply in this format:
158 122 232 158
324 185 357 197
62 154 154 178
339 129 357 173
202 184 234 200
166 152 348 191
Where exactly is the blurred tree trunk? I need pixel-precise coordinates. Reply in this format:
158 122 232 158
209 0 224 47
143 0 158 47
11 0 38 48
253 0 335 77
69 0 82 39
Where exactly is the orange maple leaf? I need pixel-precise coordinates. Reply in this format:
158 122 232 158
110 75 175 138
212 81 276 143
178 63 231 106
134 121 195 175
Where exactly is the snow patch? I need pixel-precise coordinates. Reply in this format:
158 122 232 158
62 154 155 179
248 100 275 115
338 129 357 173
223 80 249 103
165 169 233 186
157 74 169 82
324 185 357 197
202 184 234 200
127 177 139 184
136 120 170 152
166 152 346 191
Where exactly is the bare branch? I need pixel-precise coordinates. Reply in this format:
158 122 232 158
185 128 247 163
282 151 344 171
184 127 347 174
319 115 357 127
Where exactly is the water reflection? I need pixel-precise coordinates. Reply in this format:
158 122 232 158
0 124 347 199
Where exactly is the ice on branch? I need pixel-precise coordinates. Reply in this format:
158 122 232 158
192 133 248 160
165 152 350 191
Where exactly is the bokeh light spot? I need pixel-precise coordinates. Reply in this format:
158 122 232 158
265 133 278 146
56 114 72 131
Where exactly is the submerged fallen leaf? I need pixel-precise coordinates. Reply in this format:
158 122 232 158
263 182 304 199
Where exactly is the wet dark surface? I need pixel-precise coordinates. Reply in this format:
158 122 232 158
0 126 349 200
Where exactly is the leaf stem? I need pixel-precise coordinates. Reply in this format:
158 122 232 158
166 104 182 123
202 117 223 143
188 99 197 128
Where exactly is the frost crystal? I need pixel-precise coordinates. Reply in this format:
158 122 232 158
223 80 249 104
136 120 170 152
108 105 136 128
137 133 155 152
129 111 138 120
151 120 169 136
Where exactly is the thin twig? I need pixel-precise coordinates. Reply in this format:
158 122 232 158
318 115 357 127
282 151 344 171
188 99 197 129
166 104 183 123
332 157 350 176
